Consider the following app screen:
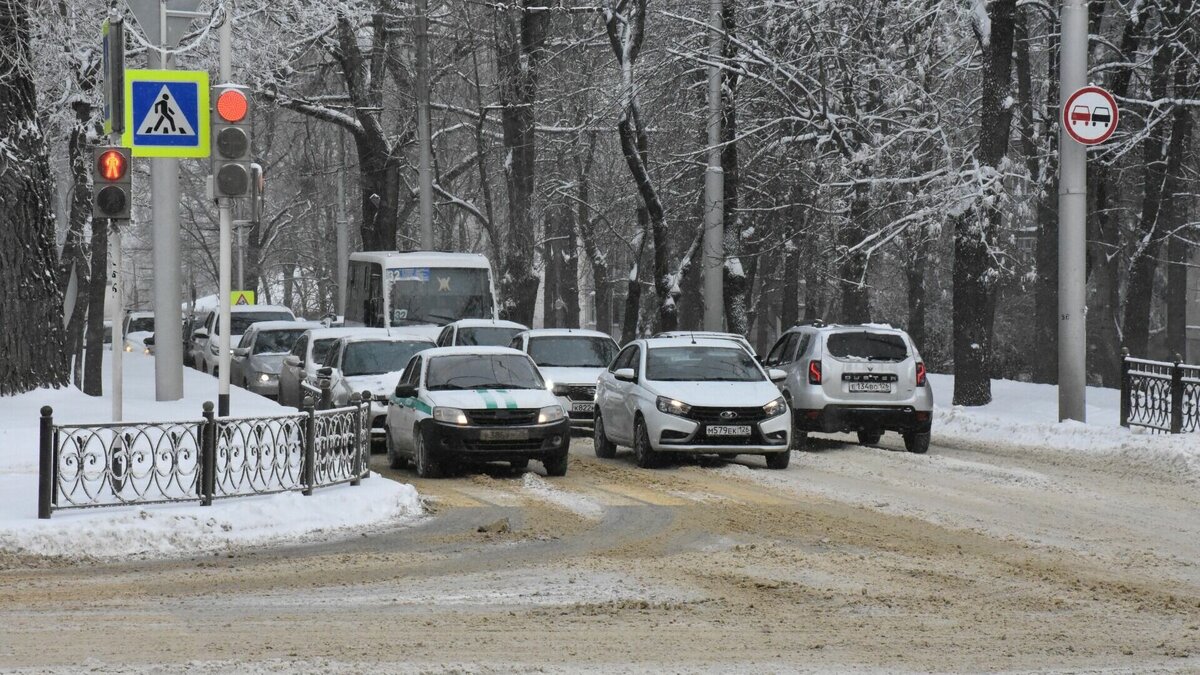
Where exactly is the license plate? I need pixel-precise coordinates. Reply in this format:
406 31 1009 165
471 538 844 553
480 429 530 441
569 402 594 413
849 382 893 393
707 425 751 437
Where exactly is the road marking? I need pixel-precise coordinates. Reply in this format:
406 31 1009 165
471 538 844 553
593 482 690 506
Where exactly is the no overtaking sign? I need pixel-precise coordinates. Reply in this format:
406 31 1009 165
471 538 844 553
1062 86 1119 146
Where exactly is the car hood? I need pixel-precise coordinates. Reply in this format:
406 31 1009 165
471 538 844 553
344 371 406 399
125 331 152 347
425 388 557 410
540 366 605 386
248 353 287 375
646 380 779 407
390 325 442 341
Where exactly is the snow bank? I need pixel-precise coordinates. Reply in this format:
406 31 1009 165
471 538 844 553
0 351 422 560
927 374 1200 481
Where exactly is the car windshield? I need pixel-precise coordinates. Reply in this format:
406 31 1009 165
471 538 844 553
426 354 544 390
826 331 908 362
311 338 338 365
216 312 293 335
388 267 493 326
253 329 307 355
528 336 618 368
127 317 154 333
457 326 524 346
342 340 432 377
645 346 764 382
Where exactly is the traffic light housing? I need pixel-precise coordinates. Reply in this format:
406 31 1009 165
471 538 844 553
211 84 252 198
92 146 132 220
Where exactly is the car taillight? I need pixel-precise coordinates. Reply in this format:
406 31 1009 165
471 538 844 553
808 360 822 385
916 362 927 386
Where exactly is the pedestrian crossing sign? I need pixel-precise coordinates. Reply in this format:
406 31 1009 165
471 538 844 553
231 291 256 306
121 69 210 158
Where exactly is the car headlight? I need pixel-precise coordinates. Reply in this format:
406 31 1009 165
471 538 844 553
433 406 469 425
538 405 565 424
763 396 788 418
209 342 219 356
257 372 276 383
656 396 691 417
124 343 133 352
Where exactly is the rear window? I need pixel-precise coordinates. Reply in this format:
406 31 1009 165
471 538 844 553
826 331 908 362
457 326 525 346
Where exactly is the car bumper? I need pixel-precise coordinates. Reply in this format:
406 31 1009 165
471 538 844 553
369 401 388 436
246 379 280 398
554 394 596 428
426 418 572 461
646 410 791 453
794 405 932 434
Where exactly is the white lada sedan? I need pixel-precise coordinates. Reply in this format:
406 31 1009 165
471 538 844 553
593 337 791 469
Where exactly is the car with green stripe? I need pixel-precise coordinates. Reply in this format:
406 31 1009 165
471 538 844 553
385 346 571 478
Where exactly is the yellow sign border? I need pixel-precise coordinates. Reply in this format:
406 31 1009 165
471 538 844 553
122 69 210 159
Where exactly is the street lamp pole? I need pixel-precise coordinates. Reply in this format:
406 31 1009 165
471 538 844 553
1058 0 1088 422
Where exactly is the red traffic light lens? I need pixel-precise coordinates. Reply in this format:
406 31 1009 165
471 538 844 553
97 149 127 181
216 89 248 123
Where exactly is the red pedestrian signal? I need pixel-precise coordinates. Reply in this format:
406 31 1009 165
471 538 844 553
97 149 128 181
211 85 253 198
216 89 248 123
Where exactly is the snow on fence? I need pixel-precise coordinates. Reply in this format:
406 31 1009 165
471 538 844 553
37 393 374 519
1121 352 1199 434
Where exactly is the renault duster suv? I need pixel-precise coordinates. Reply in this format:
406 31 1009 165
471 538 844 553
763 322 933 453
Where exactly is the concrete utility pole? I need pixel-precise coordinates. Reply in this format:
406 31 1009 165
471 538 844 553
414 0 435 250
1058 0 1087 422
150 0 184 401
216 8 233 416
336 133 349 314
702 0 725 331
110 228 124 422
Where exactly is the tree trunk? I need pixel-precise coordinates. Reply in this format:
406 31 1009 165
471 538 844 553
781 237 800 328
63 100 95 387
0 0 68 394
839 185 871 323
620 224 648 344
543 211 560 327
1162 86 1194 359
84 220 108 396
720 0 747 336
952 0 1017 406
905 238 928 351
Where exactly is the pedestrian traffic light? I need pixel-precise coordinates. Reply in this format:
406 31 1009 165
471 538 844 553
92 146 132 219
211 84 252 198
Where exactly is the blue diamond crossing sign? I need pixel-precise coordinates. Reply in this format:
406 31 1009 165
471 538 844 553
121 69 210 158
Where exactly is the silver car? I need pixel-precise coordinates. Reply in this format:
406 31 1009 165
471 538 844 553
278 327 387 408
763 322 933 453
230 321 322 398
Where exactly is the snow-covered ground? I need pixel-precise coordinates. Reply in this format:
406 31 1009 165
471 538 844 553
0 351 422 560
926 373 1200 481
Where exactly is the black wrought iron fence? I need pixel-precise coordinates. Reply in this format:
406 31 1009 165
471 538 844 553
38 393 373 519
1120 352 1199 434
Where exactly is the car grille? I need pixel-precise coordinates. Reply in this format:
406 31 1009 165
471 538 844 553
564 385 596 402
467 409 538 426
463 438 544 452
568 409 593 421
686 406 767 423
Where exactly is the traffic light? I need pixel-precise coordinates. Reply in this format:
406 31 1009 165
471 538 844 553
211 84 252 198
92 146 131 220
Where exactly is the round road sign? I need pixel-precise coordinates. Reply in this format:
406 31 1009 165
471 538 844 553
1062 86 1119 145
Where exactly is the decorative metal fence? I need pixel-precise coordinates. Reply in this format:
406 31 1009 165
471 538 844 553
38 393 373 519
1120 353 1199 434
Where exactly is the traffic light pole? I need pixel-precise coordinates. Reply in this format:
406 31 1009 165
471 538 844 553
1058 0 1087 422
149 3 185 403
217 7 233 417
111 225 124 422
415 0 435 249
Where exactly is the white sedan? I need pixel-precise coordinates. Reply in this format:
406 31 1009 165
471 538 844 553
594 337 791 469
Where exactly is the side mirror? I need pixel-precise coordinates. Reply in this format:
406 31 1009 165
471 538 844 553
394 383 417 399
614 368 637 383
192 328 208 339
768 368 788 383
284 355 302 368
233 347 250 358
317 366 334 379
144 335 156 347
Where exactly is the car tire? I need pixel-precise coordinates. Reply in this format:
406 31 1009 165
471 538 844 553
633 418 660 469
903 431 930 454
857 430 883 446
510 458 529 471
765 451 790 470
593 413 617 459
543 452 568 477
413 425 442 478
386 431 405 470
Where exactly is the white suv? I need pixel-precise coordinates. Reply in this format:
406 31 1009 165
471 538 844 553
594 337 792 469
763 322 933 453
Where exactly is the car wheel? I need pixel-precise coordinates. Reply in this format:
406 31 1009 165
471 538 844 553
543 452 568 477
633 417 660 469
413 425 442 478
765 451 790 470
593 413 617 459
386 430 405 470
510 458 529 471
857 430 882 446
903 431 930 454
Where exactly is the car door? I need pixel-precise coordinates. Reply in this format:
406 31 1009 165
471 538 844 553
435 327 452 347
231 329 254 385
609 344 640 444
391 356 422 453
597 345 632 442
279 334 307 407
